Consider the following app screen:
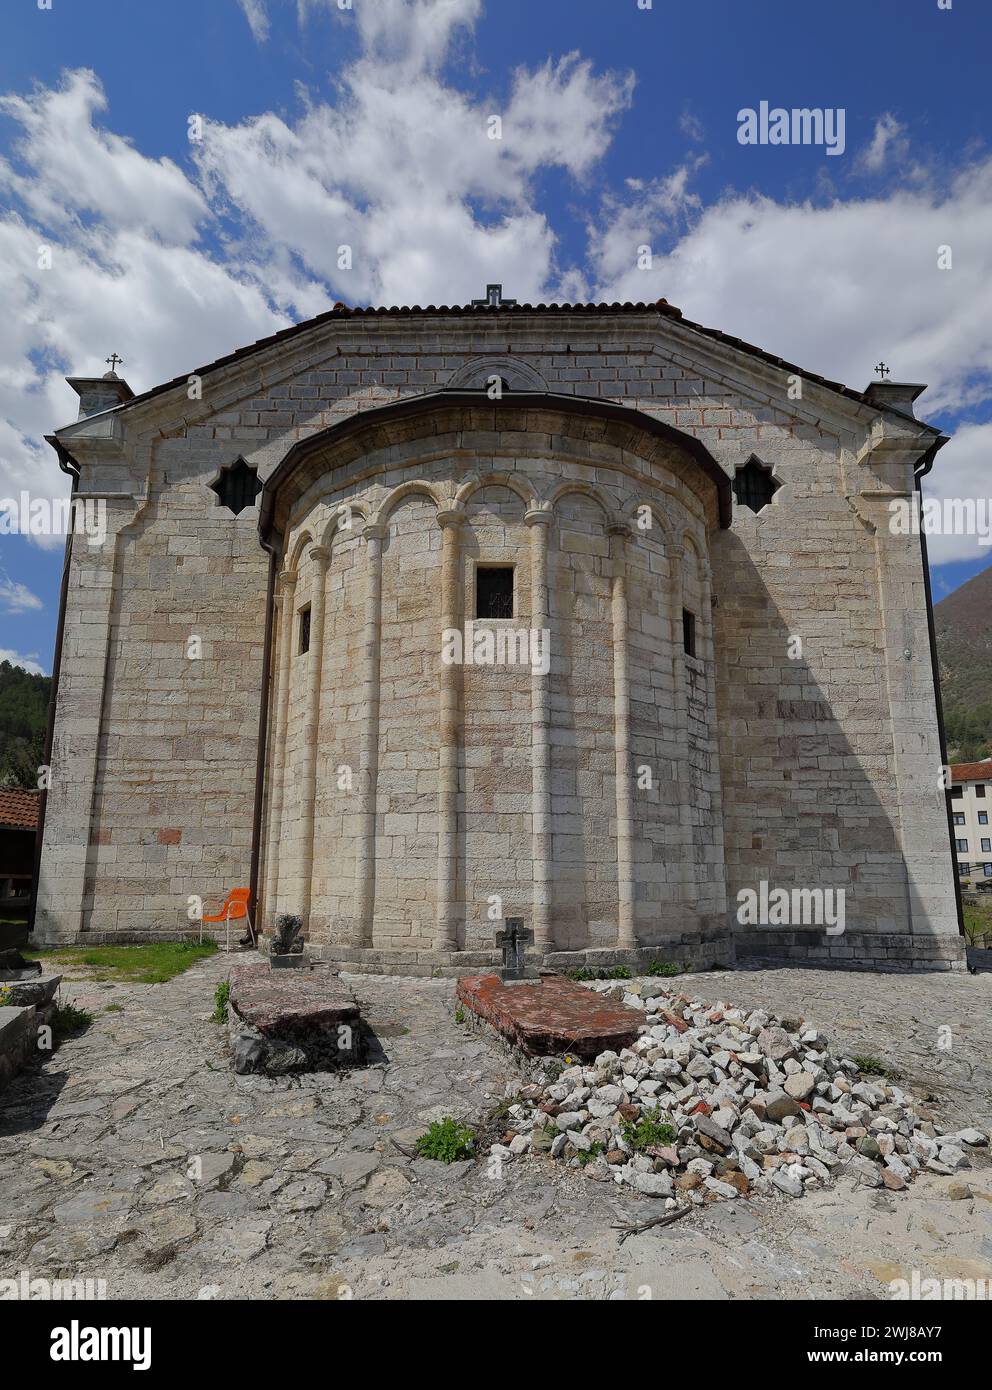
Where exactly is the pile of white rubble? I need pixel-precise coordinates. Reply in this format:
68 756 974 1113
492 982 989 1202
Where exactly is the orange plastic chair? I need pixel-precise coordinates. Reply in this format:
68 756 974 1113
200 887 254 948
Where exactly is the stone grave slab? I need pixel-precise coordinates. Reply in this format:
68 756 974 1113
456 974 641 1059
228 958 363 1074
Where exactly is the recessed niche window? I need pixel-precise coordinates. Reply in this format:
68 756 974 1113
476 566 514 619
733 455 779 514
208 456 262 516
682 609 696 657
951 786 964 799
298 605 311 655
977 785 987 798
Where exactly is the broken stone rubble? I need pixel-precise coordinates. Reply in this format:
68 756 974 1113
491 982 990 1207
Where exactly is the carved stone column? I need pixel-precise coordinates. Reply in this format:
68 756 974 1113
298 545 331 932
609 522 636 949
436 508 463 951
525 506 553 950
667 542 694 906
268 570 297 916
354 523 386 946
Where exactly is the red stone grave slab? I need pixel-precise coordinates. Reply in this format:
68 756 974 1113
456 973 642 1059
231 959 360 1039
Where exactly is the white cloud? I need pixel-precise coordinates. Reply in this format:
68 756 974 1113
0 74 289 518
0 10 633 529
2 3 991 589
0 71 206 243
352 0 482 73
0 570 43 613
921 423 992 566
590 160 992 416
237 0 270 42
0 648 46 676
857 113 909 174
679 109 705 144
192 24 632 309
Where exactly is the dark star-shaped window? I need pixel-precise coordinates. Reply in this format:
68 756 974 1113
732 455 780 514
209 457 262 516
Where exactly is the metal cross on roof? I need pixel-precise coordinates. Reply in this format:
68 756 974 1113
472 283 517 308
874 361 890 379
105 353 124 372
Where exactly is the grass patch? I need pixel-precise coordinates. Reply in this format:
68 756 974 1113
103 1003 124 1014
454 1006 466 1024
576 1140 605 1166
963 899 992 946
212 979 231 1024
646 960 683 977
851 1054 897 1080
25 940 218 985
567 965 632 982
621 1115 679 1152
415 1117 476 1163
52 1001 94 1041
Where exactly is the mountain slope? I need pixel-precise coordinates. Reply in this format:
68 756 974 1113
0 660 50 788
934 563 992 759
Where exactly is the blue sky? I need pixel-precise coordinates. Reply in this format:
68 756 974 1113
1 0 991 673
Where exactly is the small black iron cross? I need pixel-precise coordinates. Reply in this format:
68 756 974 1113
472 283 517 308
874 361 890 379
496 917 532 977
105 352 124 372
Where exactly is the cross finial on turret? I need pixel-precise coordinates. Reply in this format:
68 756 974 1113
471 283 517 308
874 361 890 379
105 352 124 372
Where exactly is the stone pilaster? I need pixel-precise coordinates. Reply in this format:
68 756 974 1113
34 497 135 943
354 523 385 946
267 570 297 916
855 488 961 942
298 545 331 931
609 522 636 948
666 541 695 907
436 508 463 950
525 506 553 949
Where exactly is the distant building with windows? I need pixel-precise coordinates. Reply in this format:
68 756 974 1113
950 761 992 889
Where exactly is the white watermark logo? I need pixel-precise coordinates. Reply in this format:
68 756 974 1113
441 624 550 675
736 881 846 934
889 494 992 545
0 492 107 547
50 1319 151 1370
0 1270 107 1300
737 101 846 157
890 1269 991 1300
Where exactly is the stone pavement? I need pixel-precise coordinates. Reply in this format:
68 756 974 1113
1 956 990 1301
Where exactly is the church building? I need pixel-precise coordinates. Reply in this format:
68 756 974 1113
33 289 965 973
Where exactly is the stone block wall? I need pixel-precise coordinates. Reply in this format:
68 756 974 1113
35 308 962 970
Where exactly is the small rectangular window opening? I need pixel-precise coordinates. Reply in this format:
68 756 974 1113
298 604 311 655
682 608 696 657
476 566 514 619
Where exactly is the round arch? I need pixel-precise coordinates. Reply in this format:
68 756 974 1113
258 389 732 545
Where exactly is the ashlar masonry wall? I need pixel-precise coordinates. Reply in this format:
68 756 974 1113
35 307 962 971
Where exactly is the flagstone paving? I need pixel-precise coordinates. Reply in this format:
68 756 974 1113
1 955 990 1301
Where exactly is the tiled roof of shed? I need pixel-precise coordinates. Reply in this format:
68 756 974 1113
0 788 40 830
